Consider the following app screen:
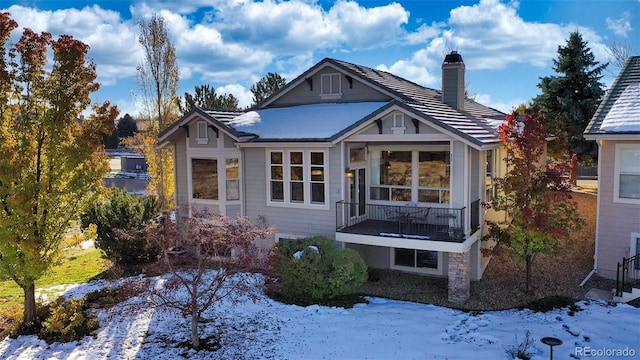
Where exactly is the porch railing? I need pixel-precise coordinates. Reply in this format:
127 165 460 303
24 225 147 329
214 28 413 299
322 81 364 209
616 254 640 297
336 201 474 242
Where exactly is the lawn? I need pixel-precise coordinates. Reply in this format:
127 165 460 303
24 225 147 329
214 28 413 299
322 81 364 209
0 246 110 335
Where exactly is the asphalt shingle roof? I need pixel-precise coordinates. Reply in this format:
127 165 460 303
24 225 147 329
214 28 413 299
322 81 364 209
326 58 505 146
585 56 640 135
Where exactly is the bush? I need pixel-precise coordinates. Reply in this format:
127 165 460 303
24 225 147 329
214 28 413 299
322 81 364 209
272 236 367 305
39 297 99 344
81 188 160 266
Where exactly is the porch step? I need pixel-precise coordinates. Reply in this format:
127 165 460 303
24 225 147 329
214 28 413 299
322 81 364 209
613 286 640 303
584 288 613 302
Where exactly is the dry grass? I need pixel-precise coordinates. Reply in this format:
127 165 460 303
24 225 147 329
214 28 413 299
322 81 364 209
362 191 616 310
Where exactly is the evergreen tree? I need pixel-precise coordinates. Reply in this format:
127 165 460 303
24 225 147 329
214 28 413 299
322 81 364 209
250 72 286 106
178 84 239 115
534 32 607 171
116 113 138 139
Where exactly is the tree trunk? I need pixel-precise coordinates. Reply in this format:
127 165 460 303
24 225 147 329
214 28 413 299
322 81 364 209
190 311 200 350
525 255 532 294
569 155 578 185
22 280 37 324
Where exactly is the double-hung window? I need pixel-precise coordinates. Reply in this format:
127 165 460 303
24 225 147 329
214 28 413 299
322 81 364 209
615 144 640 203
268 150 328 208
320 73 341 99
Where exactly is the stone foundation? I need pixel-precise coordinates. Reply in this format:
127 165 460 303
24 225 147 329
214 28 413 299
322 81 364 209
448 251 470 305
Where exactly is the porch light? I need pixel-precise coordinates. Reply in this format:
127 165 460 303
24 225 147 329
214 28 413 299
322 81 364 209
345 169 353 178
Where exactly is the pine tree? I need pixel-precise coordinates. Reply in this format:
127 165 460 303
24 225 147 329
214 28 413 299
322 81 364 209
534 32 607 177
178 84 240 115
250 72 286 106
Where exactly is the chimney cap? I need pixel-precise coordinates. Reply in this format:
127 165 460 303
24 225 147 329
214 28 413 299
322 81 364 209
443 51 463 64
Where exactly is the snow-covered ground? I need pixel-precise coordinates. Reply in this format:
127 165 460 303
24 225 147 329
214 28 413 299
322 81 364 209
1 273 638 360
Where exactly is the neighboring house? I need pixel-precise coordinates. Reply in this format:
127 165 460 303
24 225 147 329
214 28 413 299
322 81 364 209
103 149 150 194
158 52 508 304
584 56 640 302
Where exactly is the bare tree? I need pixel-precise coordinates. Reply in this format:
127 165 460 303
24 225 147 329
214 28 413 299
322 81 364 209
146 210 274 350
606 38 633 74
132 14 179 210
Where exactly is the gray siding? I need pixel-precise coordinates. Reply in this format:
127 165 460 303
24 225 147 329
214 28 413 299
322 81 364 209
272 67 391 107
174 136 188 207
242 146 342 240
596 140 640 279
188 120 219 149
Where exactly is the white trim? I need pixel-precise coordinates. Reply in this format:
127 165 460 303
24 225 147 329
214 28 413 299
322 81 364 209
195 121 209 144
237 142 333 148
613 143 640 204
266 149 330 210
320 73 342 99
346 134 452 142
585 134 640 141
631 233 640 258
187 151 242 216
390 248 443 275
391 113 406 134
158 112 240 144
335 230 479 253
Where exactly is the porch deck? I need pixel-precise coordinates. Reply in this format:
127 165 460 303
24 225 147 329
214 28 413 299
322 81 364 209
338 219 464 243
336 200 480 244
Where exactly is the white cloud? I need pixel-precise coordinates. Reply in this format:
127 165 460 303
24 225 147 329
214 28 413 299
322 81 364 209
6 5 141 86
380 0 609 94
606 12 633 37
474 93 524 114
216 83 253 109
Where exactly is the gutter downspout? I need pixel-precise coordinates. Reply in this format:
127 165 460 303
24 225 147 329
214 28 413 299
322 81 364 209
580 139 602 287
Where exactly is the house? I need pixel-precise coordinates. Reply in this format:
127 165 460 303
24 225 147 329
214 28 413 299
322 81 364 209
584 56 640 302
158 52 508 304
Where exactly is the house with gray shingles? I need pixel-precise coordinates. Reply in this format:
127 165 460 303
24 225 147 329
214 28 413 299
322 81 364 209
584 56 640 302
158 52 508 304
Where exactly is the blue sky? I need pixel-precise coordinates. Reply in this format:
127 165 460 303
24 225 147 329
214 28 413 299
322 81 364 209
2 0 639 117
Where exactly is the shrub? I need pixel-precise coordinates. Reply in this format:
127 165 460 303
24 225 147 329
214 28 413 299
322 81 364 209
272 236 367 305
81 188 160 266
40 297 99 344
504 330 538 360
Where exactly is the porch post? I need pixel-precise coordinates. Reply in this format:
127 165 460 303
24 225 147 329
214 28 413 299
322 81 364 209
448 250 470 305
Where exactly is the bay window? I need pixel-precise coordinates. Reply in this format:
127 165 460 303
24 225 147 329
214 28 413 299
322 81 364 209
268 149 328 208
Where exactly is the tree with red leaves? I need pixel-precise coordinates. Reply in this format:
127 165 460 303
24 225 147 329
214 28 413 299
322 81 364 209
145 210 274 350
483 106 583 294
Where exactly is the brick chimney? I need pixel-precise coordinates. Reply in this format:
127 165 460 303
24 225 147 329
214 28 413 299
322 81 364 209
442 51 465 111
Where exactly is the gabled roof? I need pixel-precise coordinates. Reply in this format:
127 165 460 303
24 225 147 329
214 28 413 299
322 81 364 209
158 108 246 145
585 56 640 137
160 57 506 147
259 58 505 146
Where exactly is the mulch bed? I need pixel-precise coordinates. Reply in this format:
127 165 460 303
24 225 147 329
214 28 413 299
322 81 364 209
360 191 620 311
